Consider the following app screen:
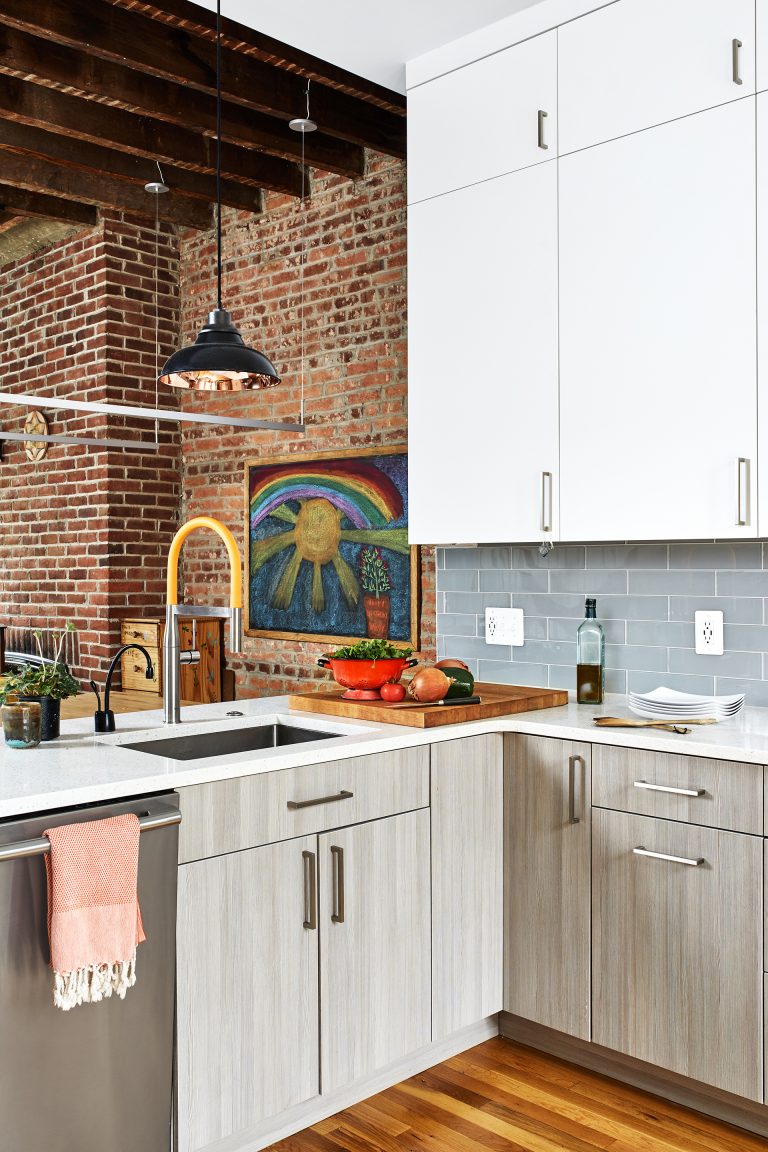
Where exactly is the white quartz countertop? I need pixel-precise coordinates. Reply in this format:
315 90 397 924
2 692 768 819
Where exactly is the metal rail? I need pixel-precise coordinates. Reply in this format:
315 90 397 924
0 810 181 862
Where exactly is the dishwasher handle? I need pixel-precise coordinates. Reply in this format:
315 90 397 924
0 808 181 863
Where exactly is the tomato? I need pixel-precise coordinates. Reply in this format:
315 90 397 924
379 681 406 702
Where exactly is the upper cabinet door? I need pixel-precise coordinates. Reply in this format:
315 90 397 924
559 100 757 543
559 0 755 154
407 30 556 203
408 162 559 545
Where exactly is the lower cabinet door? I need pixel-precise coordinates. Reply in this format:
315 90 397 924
593 809 763 1101
319 809 431 1092
176 836 320 1152
504 734 592 1040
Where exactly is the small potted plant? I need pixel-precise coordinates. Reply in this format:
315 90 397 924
0 624 79 741
359 546 392 639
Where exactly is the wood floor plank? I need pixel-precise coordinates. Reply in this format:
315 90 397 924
268 1037 764 1152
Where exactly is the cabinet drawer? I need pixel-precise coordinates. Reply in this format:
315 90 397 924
592 745 763 835
121 647 160 694
177 746 429 862
593 809 763 1101
121 619 161 646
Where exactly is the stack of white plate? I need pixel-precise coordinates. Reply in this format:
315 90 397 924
629 686 744 721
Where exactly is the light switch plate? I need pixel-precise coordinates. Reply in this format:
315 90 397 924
485 607 524 646
694 610 724 656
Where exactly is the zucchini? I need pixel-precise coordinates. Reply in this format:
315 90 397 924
443 667 475 698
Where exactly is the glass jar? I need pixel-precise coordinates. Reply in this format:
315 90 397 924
1 700 42 749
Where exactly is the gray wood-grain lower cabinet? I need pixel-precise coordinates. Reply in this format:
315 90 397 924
176 835 320 1152
503 734 592 1040
319 809 431 1093
593 808 763 1102
431 734 503 1040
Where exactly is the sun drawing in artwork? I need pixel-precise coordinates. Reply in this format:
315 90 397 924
248 461 409 614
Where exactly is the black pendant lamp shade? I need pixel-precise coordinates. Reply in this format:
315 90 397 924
159 309 280 391
159 0 280 393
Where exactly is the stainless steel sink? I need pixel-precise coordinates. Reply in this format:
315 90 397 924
123 721 343 761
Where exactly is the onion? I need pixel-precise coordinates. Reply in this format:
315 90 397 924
407 666 451 702
435 658 470 671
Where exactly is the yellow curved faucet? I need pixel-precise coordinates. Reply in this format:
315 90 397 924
163 516 243 724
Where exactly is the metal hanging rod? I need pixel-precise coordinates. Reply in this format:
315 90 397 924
0 430 160 452
0 809 182 863
0 392 305 434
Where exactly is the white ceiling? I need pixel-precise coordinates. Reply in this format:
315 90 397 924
193 1 545 93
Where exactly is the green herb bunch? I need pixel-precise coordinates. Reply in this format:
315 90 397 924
329 638 412 661
0 623 80 702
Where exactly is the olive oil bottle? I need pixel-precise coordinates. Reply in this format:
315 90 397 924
576 597 605 704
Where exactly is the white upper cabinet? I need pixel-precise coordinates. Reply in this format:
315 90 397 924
407 30 556 204
756 92 768 535
408 161 559 545
758 0 768 91
559 0 755 154
559 99 757 542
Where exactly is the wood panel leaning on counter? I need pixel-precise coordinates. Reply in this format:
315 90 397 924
171 725 768 1151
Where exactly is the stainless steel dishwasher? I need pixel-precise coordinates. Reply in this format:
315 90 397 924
0 793 180 1152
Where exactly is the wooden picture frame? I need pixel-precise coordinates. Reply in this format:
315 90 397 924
244 446 419 648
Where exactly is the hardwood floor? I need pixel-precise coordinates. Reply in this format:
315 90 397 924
270 1037 765 1151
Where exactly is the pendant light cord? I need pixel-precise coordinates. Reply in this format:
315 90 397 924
216 0 223 312
299 81 309 426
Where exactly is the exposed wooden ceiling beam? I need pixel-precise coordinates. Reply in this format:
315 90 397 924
0 184 98 225
0 0 406 157
0 74 303 197
0 120 263 216
114 0 407 116
0 24 365 178
0 150 212 229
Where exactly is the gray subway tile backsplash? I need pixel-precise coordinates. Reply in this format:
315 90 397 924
436 543 768 706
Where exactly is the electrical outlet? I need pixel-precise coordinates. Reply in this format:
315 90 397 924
694 610 724 656
485 607 524 646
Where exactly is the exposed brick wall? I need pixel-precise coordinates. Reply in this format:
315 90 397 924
177 154 436 696
0 213 180 684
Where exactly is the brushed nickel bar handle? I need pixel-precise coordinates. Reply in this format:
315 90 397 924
634 780 705 798
537 109 549 149
732 38 743 85
0 809 181 862
568 754 583 824
331 845 345 924
302 849 317 930
287 789 353 811
633 846 704 867
736 457 749 526
540 471 553 532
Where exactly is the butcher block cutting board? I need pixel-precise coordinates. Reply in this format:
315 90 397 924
288 682 568 728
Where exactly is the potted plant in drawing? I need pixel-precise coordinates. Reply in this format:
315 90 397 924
359 546 392 639
0 623 79 741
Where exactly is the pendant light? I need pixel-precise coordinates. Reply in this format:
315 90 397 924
158 0 280 392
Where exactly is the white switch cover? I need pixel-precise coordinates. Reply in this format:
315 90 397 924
485 607 524 646
694 610 724 656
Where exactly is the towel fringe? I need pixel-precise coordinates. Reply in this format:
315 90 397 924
53 952 137 1011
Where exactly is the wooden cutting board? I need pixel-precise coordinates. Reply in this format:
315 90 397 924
288 681 568 728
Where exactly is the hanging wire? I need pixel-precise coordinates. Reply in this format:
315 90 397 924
300 89 307 425
216 0 223 311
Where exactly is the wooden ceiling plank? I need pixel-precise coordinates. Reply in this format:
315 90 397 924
0 151 212 228
0 184 98 224
0 119 263 215
0 73 303 196
113 0 407 116
0 24 365 177
0 0 406 157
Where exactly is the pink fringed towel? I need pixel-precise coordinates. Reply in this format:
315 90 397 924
43 813 146 1011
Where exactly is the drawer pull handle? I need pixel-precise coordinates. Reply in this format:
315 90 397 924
568 754 584 824
537 109 549 150
287 789 353 811
302 849 317 930
331 845 345 924
633 846 704 867
732 38 743 85
633 780 705 798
